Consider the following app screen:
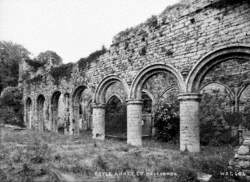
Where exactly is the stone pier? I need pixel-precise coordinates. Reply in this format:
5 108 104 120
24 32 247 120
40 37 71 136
178 93 201 152
127 100 143 146
92 104 105 140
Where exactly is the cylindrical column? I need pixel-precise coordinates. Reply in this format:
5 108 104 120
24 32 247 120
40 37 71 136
178 93 201 153
92 104 105 140
127 100 143 146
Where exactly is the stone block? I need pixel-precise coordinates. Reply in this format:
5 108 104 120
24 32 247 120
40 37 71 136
238 146 250 155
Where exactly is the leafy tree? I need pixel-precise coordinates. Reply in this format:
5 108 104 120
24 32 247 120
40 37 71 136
25 50 63 72
0 41 30 93
36 50 62 65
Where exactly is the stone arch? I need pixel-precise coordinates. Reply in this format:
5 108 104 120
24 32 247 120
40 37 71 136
51 91 61 131
106 93 123 104
72 86 86 125
94 75 129 104
239 84 250 112
200 81 234 100
72 86 93 133
61 92 70 134
25 97 32 128
92 75 129 140
186 45 250 93
105 95 127 138
129 63 185 100
37 94 45 131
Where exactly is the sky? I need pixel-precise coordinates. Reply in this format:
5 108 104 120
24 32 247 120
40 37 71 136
0 0 179 63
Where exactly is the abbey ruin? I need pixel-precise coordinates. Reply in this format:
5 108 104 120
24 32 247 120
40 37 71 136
21 0 250 152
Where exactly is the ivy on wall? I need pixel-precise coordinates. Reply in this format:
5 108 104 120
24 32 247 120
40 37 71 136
78 46 107 71
25 59 45 71
50 63 73 85
26 74 43 85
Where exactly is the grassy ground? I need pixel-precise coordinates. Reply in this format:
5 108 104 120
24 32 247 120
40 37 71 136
0 127 241 182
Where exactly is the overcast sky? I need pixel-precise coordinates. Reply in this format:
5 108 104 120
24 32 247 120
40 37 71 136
0 0 179 63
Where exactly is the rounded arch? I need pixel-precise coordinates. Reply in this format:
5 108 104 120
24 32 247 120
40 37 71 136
94 75 129 104
186 45 250 92
26 97 32 107
37 94 46 131
51 91 61 104
25 97 32 128
72 85 94 132
72 85 87 104
129 63 185 100
51 91 62 131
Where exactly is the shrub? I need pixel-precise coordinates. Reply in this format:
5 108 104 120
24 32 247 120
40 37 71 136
0 86 24 127
154 101 179 142
146 15 158 29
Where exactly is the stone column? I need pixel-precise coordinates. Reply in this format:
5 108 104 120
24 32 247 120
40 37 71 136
92 104 105 140
127 100 143 146
178 93 201 153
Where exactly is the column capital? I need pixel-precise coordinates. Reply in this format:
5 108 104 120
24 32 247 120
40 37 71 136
92 103 106 109
178 93 201 102
126 99 143 105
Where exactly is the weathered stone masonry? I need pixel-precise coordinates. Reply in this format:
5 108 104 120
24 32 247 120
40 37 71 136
22 0 250 152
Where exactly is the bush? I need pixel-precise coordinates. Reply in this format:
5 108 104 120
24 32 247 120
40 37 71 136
154 102 179 142
200 92 240 146
0 86 24 127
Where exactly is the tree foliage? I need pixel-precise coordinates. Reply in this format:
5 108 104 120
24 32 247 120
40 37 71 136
154 101 179 142
200 92 239 146
25 50 62 72
0 41 30 93
36 50 62 65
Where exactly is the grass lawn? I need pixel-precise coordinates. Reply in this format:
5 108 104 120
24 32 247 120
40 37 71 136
0 127 241 182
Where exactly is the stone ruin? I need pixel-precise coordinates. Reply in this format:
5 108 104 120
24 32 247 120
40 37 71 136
20 0 250 153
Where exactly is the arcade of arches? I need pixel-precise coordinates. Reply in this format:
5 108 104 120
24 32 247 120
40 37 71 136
22 0 250 153
23 47 250 152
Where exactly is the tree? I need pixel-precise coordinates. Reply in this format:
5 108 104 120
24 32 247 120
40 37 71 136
36 50 62 66
0 41 30 93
